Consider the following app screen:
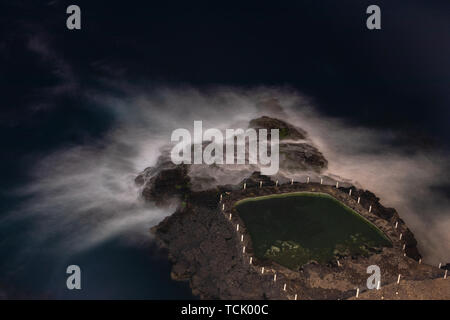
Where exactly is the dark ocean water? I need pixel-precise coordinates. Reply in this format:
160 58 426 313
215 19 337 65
1 1 449 299
0 222 194 299
0 107 196 299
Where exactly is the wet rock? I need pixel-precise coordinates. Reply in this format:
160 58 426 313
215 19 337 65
279 143 328 172
249 116 307 140
148 178 433 299
141 165 190 204
240 171 275 189
135 112 431 299
136 116 328 198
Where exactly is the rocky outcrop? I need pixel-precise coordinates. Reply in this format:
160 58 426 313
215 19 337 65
279 143 327 173
136 113 441 300
139 165 190 205
136 116 328 200
150 174 443 300
249 116 307 140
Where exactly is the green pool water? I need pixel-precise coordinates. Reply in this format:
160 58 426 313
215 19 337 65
235 192 392 270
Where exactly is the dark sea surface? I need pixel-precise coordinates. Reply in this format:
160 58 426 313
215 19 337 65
0 1 449 298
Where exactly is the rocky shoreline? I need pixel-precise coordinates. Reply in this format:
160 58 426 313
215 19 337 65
138 111 448 299
150 173 446 299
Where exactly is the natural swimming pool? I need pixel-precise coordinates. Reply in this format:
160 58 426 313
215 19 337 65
235 192 392 270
